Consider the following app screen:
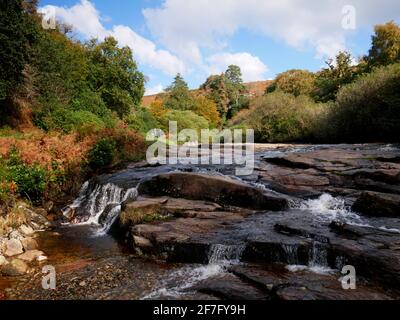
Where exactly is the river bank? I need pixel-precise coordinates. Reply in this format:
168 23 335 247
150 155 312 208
1 143 400 300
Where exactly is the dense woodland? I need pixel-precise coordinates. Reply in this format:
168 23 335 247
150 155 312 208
0 0 399 228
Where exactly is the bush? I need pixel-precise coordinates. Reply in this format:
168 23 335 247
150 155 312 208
160 110 210 132
6 148 46 203
320 63 400 142
35 107 107 134
88 138 117 169
126 107 160 134
242 92 322 142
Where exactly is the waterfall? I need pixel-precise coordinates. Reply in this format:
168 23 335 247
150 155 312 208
63 180 138 234
309 242 329 267
207 244 245 264
142 244 245 300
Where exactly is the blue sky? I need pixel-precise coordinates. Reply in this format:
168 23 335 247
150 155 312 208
38 0 400 95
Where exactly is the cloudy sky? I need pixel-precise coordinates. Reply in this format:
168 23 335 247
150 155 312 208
39 0 400 95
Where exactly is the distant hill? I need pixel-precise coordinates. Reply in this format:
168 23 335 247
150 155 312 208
141 80 273 106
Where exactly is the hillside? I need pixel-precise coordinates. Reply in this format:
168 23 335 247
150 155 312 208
142 80 273 106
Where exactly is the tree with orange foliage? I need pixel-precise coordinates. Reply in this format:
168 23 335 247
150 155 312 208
149 100 168 119
192 95 221 127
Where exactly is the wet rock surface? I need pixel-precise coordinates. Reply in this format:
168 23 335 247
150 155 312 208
3 143 400 300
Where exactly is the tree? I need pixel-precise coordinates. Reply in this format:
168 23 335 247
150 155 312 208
224 65 247 119
314 51 356 102
192 95 221 127
200 65 248 120
148 100 168 119
225 65 243 86
200 74 230 116
367 21 400 68
87 37 145 118
0 0 38 103
266 69 315 97
163 74 194 110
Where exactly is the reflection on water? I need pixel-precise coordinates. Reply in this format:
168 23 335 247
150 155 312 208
36 225 130 273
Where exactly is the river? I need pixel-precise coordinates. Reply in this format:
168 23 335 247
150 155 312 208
4 143 400 300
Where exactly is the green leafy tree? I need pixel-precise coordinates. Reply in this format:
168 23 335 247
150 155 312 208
225 65 243 86
200 74 230 116
87 37 145 118
0 0 38 104
266 69 315 97
200 65 248 120
367 21 400 68
314 51 357 102
163 73 195 110
224 65 247 118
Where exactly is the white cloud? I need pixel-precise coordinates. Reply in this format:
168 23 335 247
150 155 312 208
40 0 185 76
110 25 185 76
207 52 268 82
143 0 400 60
145 83 164 96
40 0 107 39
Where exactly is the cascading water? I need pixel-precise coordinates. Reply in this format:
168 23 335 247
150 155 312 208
207 244 245 264
297 193 364 225
63 180 138 235
142 244 245 299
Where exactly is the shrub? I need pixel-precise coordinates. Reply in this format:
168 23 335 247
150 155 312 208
160 110 210 132
242 92 322 142
97 124 146 162
35 107 107 134
88 138 117 169
320 63 400 142
126 107 160 134
6 148 46 203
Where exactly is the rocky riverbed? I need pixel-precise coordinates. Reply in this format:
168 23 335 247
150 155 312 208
2 143 400 300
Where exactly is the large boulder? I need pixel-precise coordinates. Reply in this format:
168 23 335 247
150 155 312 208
352 191 400 217
138 172 288 211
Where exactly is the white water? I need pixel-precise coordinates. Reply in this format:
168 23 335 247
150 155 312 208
142 244 245 299
286 264 335 275
63 181 138 235
296 193 400 233
298 194 364 225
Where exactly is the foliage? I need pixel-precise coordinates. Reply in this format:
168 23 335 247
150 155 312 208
88 138 117 170
192 95 221 127
266 69 316 97
313 52 358 102
148 100 168 119
160 110 210 132
163 74 195 111
5 148 46 203
241 92 321 142
200 65 248 120
318 63 400 142
86 37 145 118
367 21 400 68
0 0 38 103
200 74 230 116
126 107 160 134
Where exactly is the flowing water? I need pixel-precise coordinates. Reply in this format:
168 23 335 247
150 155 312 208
5 143 400 300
